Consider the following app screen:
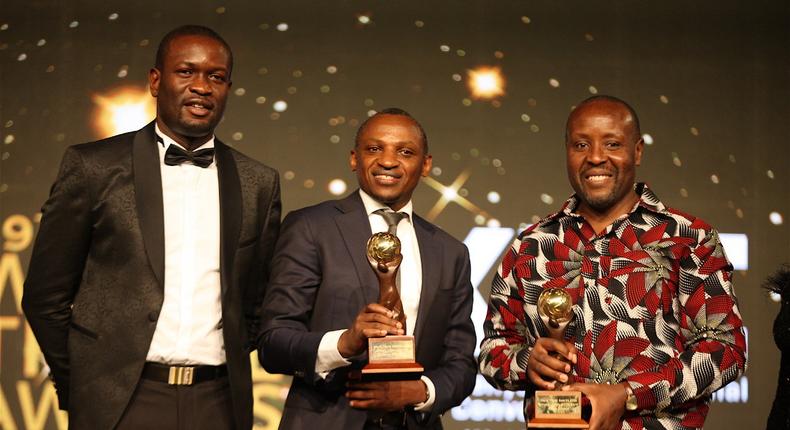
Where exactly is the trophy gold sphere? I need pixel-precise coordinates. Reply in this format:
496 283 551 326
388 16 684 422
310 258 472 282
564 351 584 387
366 232 401 263
537 288 573 323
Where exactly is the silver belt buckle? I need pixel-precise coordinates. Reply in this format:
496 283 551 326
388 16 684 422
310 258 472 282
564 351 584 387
167 366 195 385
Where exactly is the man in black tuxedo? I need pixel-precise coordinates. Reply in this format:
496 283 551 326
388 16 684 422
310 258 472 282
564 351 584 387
259 109 476 429
22 25 280 430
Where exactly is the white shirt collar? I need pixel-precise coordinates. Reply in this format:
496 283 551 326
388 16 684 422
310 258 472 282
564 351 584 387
358 189 414 221
155 123 216 151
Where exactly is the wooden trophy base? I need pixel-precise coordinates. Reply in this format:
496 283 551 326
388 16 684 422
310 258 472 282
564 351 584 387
360 362 423 381
528 390 589 429
359 335 423 381
528 418 589 429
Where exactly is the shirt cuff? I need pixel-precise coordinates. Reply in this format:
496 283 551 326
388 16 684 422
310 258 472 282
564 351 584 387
413 376 436 411
315 329 352 379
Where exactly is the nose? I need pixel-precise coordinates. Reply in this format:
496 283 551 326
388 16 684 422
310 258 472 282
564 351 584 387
378 147 399 168
189 74 212 95
587 142 606 164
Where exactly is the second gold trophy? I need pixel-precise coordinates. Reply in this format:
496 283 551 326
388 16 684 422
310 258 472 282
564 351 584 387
361 231 424 378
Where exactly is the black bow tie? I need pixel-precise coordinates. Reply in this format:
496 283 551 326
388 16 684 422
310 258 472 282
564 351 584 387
164 144 215 168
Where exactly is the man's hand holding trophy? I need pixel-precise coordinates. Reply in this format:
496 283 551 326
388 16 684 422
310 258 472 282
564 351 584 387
528 287 588 429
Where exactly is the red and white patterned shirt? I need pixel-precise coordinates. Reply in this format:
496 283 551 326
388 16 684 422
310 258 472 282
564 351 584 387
478 183 747 430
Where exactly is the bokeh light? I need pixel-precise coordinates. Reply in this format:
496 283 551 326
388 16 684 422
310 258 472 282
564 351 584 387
328 178 347 195
487 191 501 204
273 100 288 112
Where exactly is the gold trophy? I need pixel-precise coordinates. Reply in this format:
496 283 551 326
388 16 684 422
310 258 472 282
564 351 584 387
529 288 588 429
360 232 424 378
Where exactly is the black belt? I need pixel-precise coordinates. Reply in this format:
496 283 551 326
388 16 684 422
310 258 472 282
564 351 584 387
142 362 227 386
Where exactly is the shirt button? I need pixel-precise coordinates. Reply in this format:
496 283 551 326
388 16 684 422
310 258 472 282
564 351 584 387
148 311 159 322
605 296 612 304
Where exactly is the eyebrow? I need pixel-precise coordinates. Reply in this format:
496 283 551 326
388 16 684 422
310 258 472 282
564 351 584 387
364 138 418 146
176 61 228 72
570 132 624 139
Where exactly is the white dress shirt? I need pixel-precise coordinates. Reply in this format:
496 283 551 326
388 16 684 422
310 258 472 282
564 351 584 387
315 189 436 410
145 124 225 365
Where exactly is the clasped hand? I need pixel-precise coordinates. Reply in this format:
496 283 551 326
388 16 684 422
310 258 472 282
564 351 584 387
346 379 427 411
337 303 424 411
527 338 628 430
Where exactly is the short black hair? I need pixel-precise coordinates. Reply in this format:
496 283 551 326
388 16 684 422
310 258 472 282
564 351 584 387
155 25 233 75
354 108 429 153
565 95 641 141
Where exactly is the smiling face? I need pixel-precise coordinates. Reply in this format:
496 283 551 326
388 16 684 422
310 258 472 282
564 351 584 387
350 114 432 211
565 99 644 218
149 34 231 148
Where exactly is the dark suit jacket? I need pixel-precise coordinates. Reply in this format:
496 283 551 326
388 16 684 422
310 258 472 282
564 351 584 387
259 192 476 429
22 122 281 430
767 283 790 430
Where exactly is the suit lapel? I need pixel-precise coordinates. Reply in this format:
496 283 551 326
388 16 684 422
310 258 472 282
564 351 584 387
413 215 441 342
133 122 165 287
334 192 378 304
215 141 241 297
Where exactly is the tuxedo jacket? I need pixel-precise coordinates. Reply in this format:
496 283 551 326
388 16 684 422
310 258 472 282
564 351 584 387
259 192 476 429
22 122 281 430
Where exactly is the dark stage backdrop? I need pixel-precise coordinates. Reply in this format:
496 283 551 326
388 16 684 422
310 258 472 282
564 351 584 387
1 1 788 429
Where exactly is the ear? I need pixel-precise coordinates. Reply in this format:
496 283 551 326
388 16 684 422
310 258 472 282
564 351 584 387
421 155 433 177
349 150 358 171
149 68 161 97
634 138 644 166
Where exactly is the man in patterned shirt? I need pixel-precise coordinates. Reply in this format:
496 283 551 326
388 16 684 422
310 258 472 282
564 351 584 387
478 95 746 430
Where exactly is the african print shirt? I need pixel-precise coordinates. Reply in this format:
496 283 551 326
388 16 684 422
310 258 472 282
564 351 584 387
478 183 747 430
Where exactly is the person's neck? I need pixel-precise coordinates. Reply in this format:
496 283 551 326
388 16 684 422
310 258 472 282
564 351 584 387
577 193 640 235
156 119 212 151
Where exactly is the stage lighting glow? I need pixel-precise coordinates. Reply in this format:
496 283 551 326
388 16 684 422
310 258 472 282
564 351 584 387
442 188 458 200
467 67 505 99
91 87 155 138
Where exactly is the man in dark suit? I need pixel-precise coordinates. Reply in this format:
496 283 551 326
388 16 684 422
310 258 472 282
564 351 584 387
22 25 280 430
259 108 476 429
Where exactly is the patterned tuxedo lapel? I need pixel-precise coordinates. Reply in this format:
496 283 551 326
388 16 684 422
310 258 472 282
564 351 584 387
132 122 165 288
215 141 241 297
